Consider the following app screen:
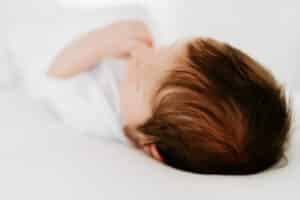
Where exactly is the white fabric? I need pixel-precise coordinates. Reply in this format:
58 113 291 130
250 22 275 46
0 0 60 87
5 5 153 142
5 4 157 93
0 46 16 87
0 87 299 200
58 0 142 8
42 59 127 142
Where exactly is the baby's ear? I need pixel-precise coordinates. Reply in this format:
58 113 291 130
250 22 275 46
124 126 163 162
124 126 150 147
147 144 164 163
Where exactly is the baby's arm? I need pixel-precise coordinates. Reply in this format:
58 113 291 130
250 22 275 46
48 20 153 79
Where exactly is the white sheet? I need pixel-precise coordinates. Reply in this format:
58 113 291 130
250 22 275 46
0 87 299 200
41 59 127 142
0 0 61 87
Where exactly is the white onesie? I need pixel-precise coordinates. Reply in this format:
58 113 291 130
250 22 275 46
37 59 128 143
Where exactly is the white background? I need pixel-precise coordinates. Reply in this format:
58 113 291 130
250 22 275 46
56 0 300 90
1 0 300 89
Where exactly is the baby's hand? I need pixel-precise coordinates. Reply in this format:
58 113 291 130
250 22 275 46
98 20 153 58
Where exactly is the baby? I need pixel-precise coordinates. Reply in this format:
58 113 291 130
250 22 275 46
48 20 291 175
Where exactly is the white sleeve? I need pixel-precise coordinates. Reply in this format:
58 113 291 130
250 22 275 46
37 59 127 143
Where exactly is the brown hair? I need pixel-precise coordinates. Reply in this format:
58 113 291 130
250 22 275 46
136 37 292 174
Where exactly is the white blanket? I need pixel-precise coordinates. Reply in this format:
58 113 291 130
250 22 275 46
30 59 127 143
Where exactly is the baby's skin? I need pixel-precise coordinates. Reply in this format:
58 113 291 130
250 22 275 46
48 20 180 162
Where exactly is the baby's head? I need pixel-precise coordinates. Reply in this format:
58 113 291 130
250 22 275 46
120 37 292 175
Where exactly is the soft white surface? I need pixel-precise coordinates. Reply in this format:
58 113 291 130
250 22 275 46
39 59 126 142
0 88 299 200
0 0 60 87
59 0 141 8
5 4 156 93
6 4 153 83
0 46 16 87
5 4 155 143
